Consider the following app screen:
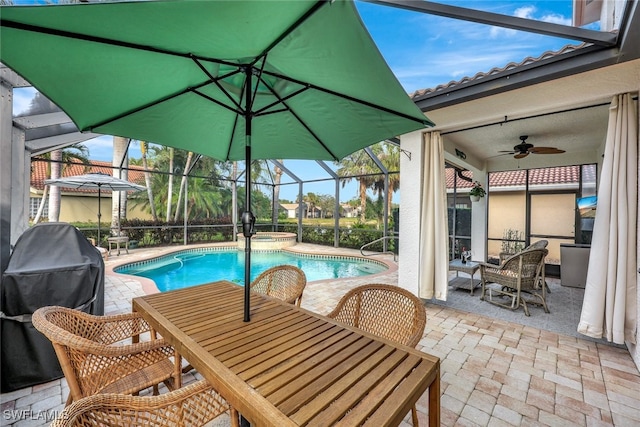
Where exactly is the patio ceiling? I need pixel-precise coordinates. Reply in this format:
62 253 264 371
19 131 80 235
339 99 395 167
428 57 640 172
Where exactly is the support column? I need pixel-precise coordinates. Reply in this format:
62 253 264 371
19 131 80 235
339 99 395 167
398 130 424 296
0 79 14 273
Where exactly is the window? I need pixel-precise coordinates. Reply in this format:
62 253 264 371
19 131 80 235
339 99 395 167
29 197 48 219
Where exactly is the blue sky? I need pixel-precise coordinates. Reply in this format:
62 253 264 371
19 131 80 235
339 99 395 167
12 0 591 202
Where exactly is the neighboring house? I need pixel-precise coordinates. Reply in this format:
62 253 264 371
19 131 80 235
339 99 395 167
29 159 150 223
279 203 307 219
340 203 359 218
307 206 322 218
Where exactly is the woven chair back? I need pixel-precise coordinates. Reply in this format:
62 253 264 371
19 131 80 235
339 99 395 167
49 379 231 427
487 248 547 291
32 306 176 403
327 284 426 348
250 265 307 307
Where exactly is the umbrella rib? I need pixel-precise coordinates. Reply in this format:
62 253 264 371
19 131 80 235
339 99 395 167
191 56 244 113
191 88 243 115
254 0 329 61
254 86 310 116
0 19 244 69
87 84 209 131
262 69 432 126
225 115 242 161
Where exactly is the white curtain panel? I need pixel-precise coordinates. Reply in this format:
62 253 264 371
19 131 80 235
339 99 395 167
418 132 449 300
578 93 638 344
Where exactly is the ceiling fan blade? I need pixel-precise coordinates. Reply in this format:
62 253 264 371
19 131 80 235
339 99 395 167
498 150 516 154
530 147 566 154
514 152 529 159
488 152 514 159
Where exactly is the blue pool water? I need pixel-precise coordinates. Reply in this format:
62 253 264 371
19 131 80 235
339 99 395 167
116 249 387 292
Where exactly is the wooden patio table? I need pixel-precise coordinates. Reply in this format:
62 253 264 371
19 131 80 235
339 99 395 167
132 281 441 427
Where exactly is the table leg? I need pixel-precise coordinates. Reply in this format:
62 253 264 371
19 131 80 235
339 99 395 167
428 371 441 426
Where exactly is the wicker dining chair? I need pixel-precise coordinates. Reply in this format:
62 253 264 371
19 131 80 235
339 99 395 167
327 284 427 426
32 306 182 406
479 248 549 316
49 379 238 427
250 265 307 307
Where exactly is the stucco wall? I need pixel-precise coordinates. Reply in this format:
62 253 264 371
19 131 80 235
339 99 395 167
32 193 150 223
487 191 575 263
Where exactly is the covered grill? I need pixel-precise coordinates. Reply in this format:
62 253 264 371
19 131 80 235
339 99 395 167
1 223 104 392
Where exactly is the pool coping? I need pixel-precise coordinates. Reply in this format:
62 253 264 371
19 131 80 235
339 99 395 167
106 242 398 295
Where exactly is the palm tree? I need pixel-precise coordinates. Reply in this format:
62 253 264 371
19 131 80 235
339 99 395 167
370 143 401 216
174 151 194 221
47 149 62 222
304 192 320 218
111 136 129 236
139 141 158 221
129 148 234 220
33 144 91 223
166 147 175 222
336 150 380 222
20 92 91 223
272 160 284 223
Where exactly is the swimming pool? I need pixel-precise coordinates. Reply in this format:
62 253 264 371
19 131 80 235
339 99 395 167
116 248 388 292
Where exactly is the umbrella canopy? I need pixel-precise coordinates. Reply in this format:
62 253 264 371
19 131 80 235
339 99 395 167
2 0 433 321
45 173 146 244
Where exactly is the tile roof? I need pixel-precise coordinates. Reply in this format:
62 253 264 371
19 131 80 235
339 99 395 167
31 159 147 194
446 165 584 190
410 43 589 99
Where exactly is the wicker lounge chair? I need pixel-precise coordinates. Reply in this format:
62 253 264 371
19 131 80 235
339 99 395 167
327 284 427 426
480 248 549 316
250 265 307 307
32 306 182 405
49 379 237 427
499 239 548 264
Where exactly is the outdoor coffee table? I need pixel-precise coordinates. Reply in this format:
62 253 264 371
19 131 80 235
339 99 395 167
133 280 441 426
449 259 481 295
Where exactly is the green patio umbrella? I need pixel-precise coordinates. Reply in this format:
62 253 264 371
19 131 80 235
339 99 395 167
1 0 433 321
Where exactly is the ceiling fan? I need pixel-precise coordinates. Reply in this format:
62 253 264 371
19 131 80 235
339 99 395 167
499 135 566 159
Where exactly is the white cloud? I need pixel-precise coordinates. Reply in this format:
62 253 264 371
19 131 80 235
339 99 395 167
541 13 572 26
514 6 537 19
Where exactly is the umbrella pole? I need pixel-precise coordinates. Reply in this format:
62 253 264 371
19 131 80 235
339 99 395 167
242 66 255 322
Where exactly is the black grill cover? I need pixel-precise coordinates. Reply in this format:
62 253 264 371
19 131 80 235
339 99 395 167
1 223 105 392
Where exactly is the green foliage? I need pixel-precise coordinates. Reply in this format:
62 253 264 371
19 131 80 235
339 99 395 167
72 221 110 246
276 222 389 251
120 217 234 247
501 228 525 254
469 181 486 198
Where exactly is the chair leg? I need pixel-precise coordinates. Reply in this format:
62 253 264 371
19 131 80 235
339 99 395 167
411 405 419 426
230 408 240 427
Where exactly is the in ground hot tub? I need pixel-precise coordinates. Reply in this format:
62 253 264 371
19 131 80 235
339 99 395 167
237 232 297 250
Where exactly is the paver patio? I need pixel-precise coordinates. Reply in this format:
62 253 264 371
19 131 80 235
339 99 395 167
1 243 639 426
